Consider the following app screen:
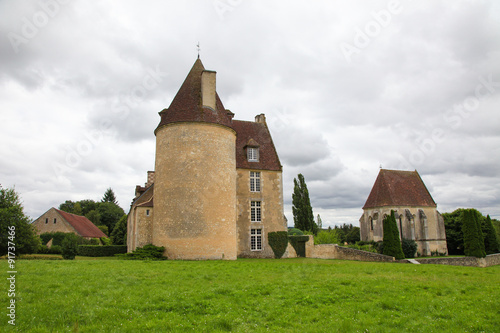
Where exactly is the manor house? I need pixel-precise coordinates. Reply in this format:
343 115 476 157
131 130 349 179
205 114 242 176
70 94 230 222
127 59 286 260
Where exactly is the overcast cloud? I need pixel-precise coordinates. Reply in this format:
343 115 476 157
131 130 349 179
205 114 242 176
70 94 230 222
1 0 499 227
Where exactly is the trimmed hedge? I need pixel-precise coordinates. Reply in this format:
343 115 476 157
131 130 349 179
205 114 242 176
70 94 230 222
289 235 309 257
268 231 288 259
78 245 127 257
116 244 166 260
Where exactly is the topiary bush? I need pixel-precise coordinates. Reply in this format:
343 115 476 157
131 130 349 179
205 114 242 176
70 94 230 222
268 231 288 259
401 239 418 258
117 244 166 260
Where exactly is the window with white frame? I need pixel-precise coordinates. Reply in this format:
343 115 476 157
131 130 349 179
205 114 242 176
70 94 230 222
251 201 261 222
250 229 262 251
250 171 261 192
247 147 259 162
146 209 150 216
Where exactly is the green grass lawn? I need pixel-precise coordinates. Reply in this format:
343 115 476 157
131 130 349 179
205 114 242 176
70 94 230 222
2 258 499 332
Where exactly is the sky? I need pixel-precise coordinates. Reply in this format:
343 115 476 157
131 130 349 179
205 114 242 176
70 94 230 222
1 0 499 227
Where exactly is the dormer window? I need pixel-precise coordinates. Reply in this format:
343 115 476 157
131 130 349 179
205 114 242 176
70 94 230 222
247 147 259 162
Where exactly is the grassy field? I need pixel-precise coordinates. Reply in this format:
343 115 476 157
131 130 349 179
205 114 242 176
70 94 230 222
2 258 499 332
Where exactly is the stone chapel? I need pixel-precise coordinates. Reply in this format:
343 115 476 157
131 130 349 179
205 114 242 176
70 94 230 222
359 169 448 256
127 58 286 260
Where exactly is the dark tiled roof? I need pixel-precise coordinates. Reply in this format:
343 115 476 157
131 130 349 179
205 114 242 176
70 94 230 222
233 120 282 171
155 59 233 132
362 169 436 209
55 209 108 238
133 184 154 207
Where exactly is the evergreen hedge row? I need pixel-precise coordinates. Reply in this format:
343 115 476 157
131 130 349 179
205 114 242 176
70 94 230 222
77 245 127 257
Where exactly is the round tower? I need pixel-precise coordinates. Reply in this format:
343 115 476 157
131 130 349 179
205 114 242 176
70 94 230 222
153 59 237 260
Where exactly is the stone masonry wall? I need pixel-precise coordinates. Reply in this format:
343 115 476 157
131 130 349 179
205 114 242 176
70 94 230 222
32 208 77 237
236 169 286 258
153 122 237 260
413 253 500 267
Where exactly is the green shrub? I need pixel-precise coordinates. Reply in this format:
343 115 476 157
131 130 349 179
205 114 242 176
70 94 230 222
346 227 361 244
40 232 68 246
89 238 100 245
346 243 377 253
62 234 79 260
268 231 288 259
314 229 340 245
100 237 111 245
49 245 62 254
401 239 418 258
288 228 304 236
117 244 166 260
78 245 127 257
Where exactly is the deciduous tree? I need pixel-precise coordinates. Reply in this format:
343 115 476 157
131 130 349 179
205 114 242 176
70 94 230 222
0 186 40 255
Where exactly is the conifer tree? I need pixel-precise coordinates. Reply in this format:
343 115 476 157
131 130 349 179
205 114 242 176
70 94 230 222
292 174 317 234
382 210 405 259
484 215 499 254
462 209 486 258
101 188 118 205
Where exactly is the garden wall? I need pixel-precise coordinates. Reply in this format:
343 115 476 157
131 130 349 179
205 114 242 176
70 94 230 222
413 253 500 267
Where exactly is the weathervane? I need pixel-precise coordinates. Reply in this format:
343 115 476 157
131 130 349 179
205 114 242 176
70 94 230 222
197 42 200 59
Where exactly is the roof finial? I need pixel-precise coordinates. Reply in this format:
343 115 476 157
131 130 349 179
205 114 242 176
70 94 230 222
197 42 200 59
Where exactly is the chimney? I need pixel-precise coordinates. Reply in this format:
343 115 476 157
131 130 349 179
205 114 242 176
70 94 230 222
255 113 266 124
201 70 217 110
145 171 155 187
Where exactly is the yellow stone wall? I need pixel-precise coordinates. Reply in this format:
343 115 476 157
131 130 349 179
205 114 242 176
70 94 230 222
32 208 77 236
153 122 237 260
236 169 286 258
127 206 153 252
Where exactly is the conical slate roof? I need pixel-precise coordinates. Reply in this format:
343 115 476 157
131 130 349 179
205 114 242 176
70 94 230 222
155 59 233 132
362 169 436 209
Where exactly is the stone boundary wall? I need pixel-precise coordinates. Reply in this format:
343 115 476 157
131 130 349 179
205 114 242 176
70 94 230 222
410 253 500 267
306 237 394 262
333 245 395 262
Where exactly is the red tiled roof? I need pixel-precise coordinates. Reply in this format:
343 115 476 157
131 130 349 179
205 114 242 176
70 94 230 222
55 209 108 238
362 169 436 209
233 120 282 171
155 59 233 132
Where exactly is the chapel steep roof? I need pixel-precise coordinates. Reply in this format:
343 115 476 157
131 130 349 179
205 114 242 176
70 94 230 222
155 58 233 132
362 169 436 209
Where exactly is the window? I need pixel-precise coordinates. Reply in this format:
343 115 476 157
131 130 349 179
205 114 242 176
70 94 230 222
251 201 261 222
53 218 56 224
146 209 150 216
45 218 48 224
369 217 373 231
251 229 262 251
247 147 259 162
250 171 261 192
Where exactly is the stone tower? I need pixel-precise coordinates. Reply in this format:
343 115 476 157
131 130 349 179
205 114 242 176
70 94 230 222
153 59 237 260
